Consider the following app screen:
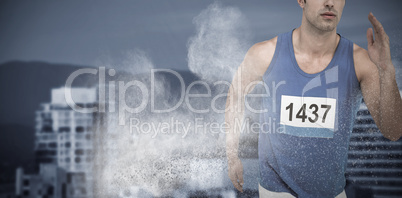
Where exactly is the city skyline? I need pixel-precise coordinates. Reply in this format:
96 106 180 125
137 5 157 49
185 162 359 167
1 1 402 197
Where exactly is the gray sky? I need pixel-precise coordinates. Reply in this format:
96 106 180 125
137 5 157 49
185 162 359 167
0 0 401 70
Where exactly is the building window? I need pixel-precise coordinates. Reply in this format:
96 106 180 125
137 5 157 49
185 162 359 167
75 119 84 126
67 174 72 183
61 119 70 125
41 112 51 119
23 190 30 196
62 183 67 198
86 103 95 108
38 143 46 149
60 111 70 117
85 134 91 140
75 149 84 155
43 118 52 125
41 125 53 133
39 135 48 141
81 188 87 195
35 150 50 157
74 112 83 117
65 142 71 148
59 127 70 133
47 186 54 195
23 179 29 186
48 142 57 148
75 157 81 163
75 173 86 182
65 157 70 163
75 126 84 133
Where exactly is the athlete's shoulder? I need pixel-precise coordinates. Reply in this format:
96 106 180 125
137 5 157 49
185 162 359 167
236 36 278 88
353 43 377 82
243 36 278 72
353 43 369 60
247 36 278 61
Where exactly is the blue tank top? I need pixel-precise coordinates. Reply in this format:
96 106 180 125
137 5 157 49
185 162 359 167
258 29 362 197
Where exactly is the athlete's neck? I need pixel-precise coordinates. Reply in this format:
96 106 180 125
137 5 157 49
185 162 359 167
293 25 339 58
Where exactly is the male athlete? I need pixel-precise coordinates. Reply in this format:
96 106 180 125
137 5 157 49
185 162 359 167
225 0 402 197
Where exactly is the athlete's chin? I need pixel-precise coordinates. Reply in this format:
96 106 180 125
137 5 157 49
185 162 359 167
316 23 337 32
320 26 336 32
320 21 339 31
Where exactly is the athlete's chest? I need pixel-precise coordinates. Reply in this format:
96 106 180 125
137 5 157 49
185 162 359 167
294 53 334 74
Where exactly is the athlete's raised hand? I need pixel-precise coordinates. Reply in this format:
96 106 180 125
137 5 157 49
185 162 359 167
366 13 394 73
228 157 244 192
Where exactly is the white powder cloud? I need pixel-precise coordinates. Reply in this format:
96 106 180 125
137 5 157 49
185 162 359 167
187 2 251 82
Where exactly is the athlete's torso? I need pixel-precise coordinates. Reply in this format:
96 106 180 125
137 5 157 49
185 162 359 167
258 29 362 198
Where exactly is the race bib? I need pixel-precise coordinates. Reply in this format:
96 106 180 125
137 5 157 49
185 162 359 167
280 95 337 130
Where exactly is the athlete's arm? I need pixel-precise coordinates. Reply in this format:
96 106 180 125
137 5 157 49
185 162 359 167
226 37 277 192
355 13 402 141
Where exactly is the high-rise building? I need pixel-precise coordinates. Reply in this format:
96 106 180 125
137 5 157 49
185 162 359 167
15 164 68 198
346 93 402 197
33 87 98 198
